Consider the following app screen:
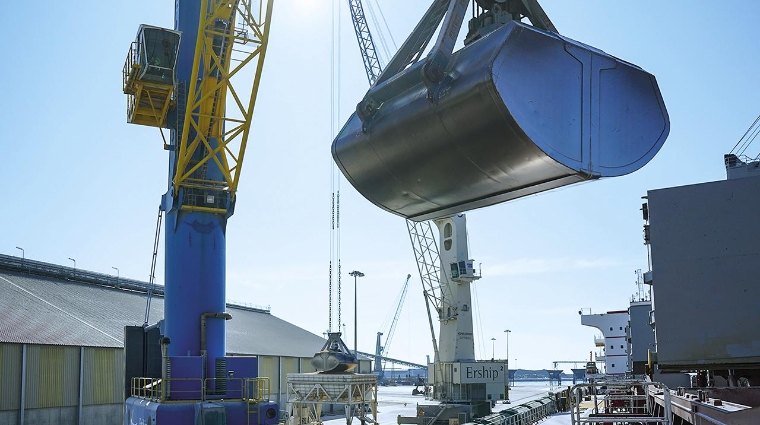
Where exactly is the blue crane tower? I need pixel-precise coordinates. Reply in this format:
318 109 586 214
121 1 277 424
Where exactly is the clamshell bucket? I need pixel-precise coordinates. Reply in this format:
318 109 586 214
332 21 669 221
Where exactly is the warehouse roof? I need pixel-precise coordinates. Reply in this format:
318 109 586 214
0 259 327 358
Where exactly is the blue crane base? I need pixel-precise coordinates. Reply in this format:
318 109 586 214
125 398 278 425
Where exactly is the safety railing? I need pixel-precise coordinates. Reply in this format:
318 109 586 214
0 253 271 315
0 253 164 295
246 377 271 402
131 377 207 402
123 42 141 93
130 376 271 403
569 380 671 425
205 377 246 400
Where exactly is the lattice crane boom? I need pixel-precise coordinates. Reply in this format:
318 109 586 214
174 0 274 214
382 274 412 358
347 0 382 85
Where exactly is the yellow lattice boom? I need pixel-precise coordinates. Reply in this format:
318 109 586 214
175 0 274 213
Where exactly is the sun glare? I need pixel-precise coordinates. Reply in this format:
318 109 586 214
293 0 324 18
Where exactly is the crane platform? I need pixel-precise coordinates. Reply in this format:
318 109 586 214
122 25 180 128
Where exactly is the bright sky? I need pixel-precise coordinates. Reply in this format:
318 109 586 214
1 1 759 372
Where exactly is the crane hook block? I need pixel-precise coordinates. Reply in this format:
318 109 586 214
331 22 669 221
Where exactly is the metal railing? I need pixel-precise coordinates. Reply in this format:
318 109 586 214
123 42 141 93
0 253 270 314
130 376 271 403
0 253 163 295
570 379 671 424
247 377 271 403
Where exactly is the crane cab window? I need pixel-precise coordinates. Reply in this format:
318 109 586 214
136 25 181 85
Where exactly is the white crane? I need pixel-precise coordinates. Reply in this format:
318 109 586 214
374 274 412 381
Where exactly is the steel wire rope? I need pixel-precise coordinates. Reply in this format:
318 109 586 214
471 277 487 359
736 123 760 157
365 0 397 64
328 0 343 333
328 0 335 333
729 113 760 156
729 113 760 153
464 226 486 359
336 0 343 334
739 123 760 157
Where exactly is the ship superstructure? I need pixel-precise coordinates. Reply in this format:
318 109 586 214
580 310 629 376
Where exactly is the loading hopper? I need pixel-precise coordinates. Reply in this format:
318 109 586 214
332 21 669 221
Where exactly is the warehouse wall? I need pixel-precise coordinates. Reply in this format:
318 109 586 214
1 342 359 424
258 355 317 409
0 343 122 425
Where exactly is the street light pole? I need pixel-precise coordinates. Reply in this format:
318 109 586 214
491 337 496 359
68 258 76 268
112 267 119 287
504 329 511 359
349 270 365 357
15 246 24 259
504 329 511 387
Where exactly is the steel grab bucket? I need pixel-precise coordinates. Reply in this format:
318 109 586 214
332 21 669 221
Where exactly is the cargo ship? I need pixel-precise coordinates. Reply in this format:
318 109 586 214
569 152 760 424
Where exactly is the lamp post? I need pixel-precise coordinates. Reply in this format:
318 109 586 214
112 267 119 287
68 258 76 268
349 270 365 356
491 337 496 359
504 329 511 387
15 246 24 259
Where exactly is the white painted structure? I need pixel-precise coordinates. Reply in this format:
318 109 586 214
286 373 377 425
435 214 479 363
581 310 630 375
423 215 508 405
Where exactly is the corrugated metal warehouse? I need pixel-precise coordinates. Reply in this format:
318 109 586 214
0 255 367 425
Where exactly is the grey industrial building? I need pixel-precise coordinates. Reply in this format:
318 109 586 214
0 256 366 425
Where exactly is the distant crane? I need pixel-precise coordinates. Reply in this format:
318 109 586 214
374 274 412 380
